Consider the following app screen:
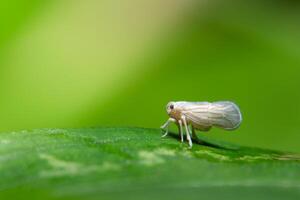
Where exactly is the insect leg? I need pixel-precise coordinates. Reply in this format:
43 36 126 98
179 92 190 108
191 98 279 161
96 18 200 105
191 126 199 140
161 118 176 137
182 116 192 148
178 120 184 142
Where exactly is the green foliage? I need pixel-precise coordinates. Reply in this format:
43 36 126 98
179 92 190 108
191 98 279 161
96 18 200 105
1 1 300 152
0 127 300 200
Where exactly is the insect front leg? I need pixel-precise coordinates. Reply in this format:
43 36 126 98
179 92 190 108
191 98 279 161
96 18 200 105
181 115 192 148
160 118 176 137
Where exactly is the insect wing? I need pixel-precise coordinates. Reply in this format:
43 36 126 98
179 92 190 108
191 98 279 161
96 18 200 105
182 102 212 128
183 101 242 130
209 101 242 130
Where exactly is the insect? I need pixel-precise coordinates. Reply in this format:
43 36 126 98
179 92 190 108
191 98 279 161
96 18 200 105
160 101 242 148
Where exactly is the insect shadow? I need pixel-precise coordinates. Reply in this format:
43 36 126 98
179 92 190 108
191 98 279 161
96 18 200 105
167 131 239 151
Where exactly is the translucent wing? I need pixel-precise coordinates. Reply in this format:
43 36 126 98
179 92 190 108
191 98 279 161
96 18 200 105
182 101 242 130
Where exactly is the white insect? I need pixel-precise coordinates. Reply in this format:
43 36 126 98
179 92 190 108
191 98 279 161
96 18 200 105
160 101 242 148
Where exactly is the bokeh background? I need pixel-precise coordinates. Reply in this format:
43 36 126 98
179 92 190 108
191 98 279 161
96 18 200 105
1 0 300 152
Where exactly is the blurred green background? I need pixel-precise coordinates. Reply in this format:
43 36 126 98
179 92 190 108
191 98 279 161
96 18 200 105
1 0 300 152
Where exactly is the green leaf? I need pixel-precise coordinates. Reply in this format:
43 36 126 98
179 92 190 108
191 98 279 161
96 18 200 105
0 127 300 200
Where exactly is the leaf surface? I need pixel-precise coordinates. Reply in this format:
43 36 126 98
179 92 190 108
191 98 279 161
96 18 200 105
0 127 299 200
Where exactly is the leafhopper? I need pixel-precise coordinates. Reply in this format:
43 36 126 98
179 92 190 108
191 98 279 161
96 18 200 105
161 101 242 147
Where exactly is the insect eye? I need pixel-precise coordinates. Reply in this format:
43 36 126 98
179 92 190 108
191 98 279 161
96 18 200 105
170 104 174 110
